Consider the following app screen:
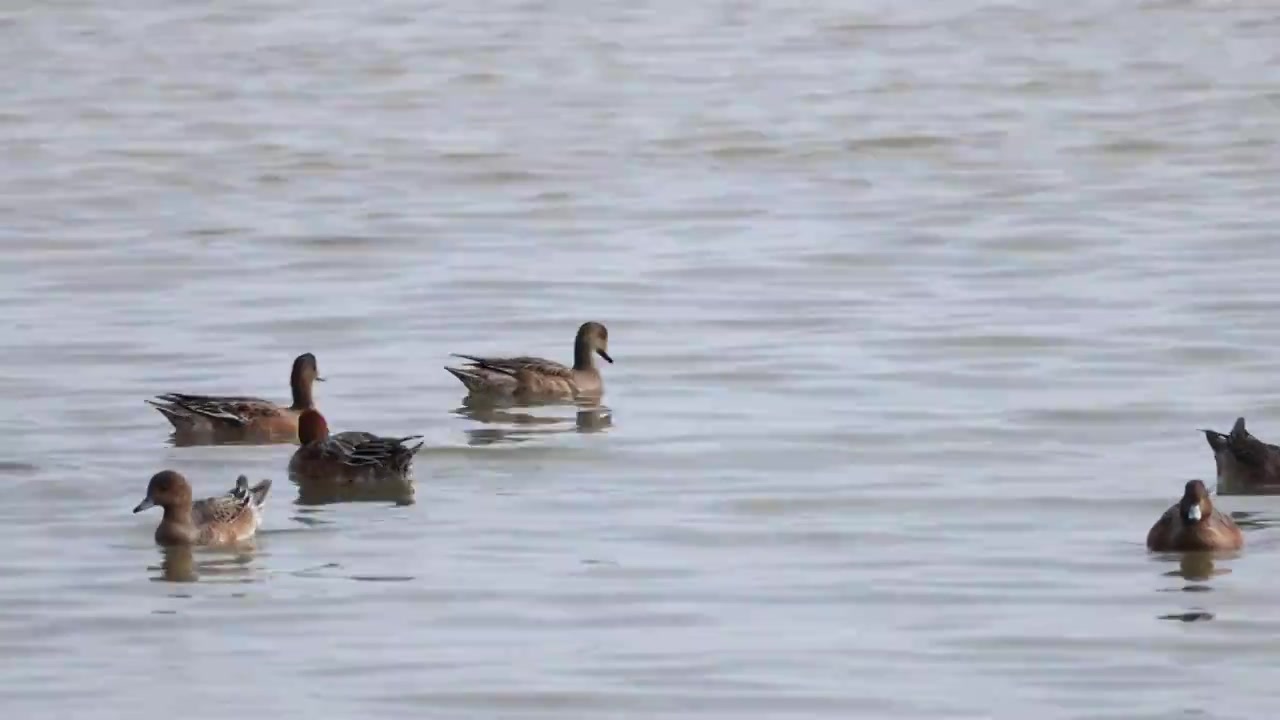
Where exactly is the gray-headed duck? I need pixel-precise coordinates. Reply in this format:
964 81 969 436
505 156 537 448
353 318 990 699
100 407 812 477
445 321 613 400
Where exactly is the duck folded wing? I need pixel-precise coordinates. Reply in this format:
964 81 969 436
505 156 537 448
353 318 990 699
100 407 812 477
343 434 425 471
450 354 573 379
149 393 282 424
195 493 252 526
191 477 271 525
191 476 247 520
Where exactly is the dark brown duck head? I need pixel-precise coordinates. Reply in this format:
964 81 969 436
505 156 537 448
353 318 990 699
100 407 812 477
1178 479 1213 525
573 321 612 369
133 470 194 514
290 353 325 410
297 408 331 445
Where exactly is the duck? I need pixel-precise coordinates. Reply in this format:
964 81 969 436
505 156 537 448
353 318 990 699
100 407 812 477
1146 479 1243 552
288 409 424 493
445 321 612 400
133 470 271 547
147 352 324 443
1202 416 1280 492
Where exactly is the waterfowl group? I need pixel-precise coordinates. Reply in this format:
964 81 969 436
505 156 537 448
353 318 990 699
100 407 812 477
134 324 1266 559
136 322 613 546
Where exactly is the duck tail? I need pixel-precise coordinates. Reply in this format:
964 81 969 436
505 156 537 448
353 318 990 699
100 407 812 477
1202 428 1229 452
390 436 424 474
147 399 194 428
1230 417 1249 440
248 478 272 507
445 366 487 392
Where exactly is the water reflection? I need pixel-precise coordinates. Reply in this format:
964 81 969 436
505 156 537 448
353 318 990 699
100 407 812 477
454 396 612 446
1162 552 1231 583
291 475 416 506
1228 510 1268 528
165 429 297 449
1152 552 1236 622
147 545 258 583
1158 610 1216 622
1219 479 1280 496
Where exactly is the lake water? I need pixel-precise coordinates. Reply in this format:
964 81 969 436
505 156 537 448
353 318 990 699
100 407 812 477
3 0 1280 717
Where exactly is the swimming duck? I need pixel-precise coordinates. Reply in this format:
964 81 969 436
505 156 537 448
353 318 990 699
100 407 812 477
445 321 612 400
1146 479 1243 552
1202 416 1280 492
133 470 271 547
148 352 324 443
288 409 424 490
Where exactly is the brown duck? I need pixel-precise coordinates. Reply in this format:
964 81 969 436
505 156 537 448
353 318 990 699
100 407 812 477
288 409 424 491
1146 479 1243 552
148 353 324 442
133 470 271 546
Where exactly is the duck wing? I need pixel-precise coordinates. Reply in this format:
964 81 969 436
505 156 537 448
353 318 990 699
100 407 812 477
339 431 425 473
449 354 572 379
149 393 284 426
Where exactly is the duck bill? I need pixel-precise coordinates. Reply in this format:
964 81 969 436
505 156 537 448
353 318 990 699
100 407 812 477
597 349 613 364
133 497 156 513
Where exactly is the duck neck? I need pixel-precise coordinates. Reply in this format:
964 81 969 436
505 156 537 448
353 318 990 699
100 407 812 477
156 504 198 545
573 337 595 372
161 503 195 527
290 377 314 410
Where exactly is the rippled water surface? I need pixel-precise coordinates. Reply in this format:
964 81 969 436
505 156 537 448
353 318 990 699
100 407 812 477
4 1 1280 717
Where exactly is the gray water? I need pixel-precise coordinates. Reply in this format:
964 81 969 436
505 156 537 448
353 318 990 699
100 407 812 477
3 1 1280 717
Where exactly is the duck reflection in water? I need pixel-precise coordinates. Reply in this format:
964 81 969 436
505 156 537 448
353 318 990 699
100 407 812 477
454 395 612 447
1152 553 1230 623
294 480 416 506
149 545 257 584
1168 552 1227 583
